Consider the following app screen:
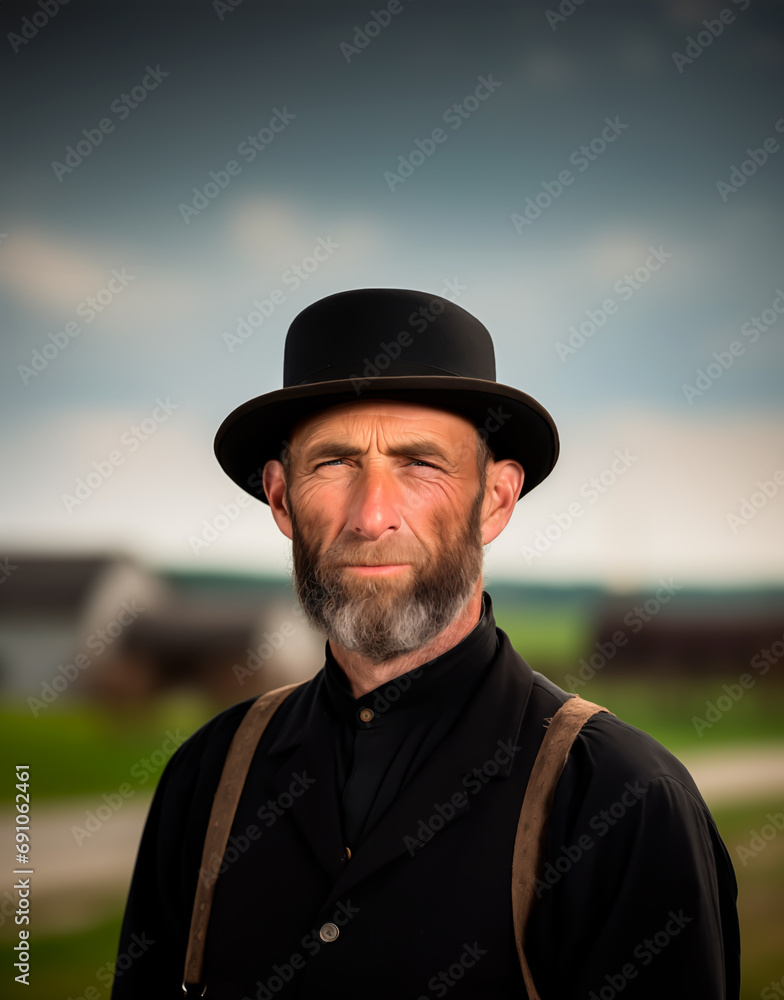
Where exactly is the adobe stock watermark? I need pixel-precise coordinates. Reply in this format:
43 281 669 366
7 0 70 54
213 0 246 18
521 449 639 565
565 579 682 692
0 557 19 585
179 106 297 223
51 65 169 182
510 116 629 232
691 629 782 736
232 605 305 685
533 779 650 898
17 268 136 385
339 0 408 62
404 739 522 855
587 910 692 999
61 398 179 513
671 0 751 73
716 117 784 201
77 931 156 995
416 942 487 1000
27 600 145 717
736 807 784 867
556 247 672 362
384 75 502 192
682 287 784 403
221 237 340 353
762 972 784 1000
199 770 317 887
725 469 784 534
363 666 424 715
349 278 467 392
188 490 253 553
445 400 515 475
544 0 589 30
70 729 186 845
247 898 360 1000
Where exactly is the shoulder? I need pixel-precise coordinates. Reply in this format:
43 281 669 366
548 703 722 859
525 695 740 996
534 689 738 910
525 666 704 798
568 710 706 805
158 677 317 798
519 667 715 833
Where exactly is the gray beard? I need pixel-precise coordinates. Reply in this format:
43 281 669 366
290 488 485 663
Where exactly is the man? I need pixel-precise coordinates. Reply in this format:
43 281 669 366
112 288 739 999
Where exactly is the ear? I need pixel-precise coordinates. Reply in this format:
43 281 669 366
262 460 293 540
481 460 524 545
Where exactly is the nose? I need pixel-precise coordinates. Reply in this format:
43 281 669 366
345 461 402 541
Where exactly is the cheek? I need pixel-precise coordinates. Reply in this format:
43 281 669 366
291 482 346 536
400 478 466 517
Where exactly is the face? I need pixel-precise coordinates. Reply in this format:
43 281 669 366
274 399 490 662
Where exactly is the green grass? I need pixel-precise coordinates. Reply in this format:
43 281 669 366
495 605 594 665
0 693 214 804
2 670 782 805
536 675 784 755
0 911 122 1000
710 798 784 999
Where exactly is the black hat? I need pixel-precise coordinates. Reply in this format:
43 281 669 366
214 288 559 504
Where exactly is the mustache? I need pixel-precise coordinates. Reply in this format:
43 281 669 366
317 540 426 568
329 553 421 568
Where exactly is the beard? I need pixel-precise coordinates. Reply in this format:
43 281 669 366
290 486 486 663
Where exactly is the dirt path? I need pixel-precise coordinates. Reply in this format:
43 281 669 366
2 744 782 934
680 744 784 805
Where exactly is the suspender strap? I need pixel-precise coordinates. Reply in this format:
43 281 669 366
182 685 610 997
511 695 611 1000
182 681 307 996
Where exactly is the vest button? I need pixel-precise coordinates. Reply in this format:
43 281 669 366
319 922 340 943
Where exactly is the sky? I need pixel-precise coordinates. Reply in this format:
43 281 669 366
1 0 782 589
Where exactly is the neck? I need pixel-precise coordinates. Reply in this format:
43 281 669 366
328 581 484 699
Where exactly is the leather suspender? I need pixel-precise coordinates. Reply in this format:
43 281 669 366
182 687 610 997
511 696 611 999
182 681 308 996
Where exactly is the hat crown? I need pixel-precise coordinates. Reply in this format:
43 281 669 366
283 288 496 387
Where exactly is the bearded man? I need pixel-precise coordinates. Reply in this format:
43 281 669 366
112 288 739 999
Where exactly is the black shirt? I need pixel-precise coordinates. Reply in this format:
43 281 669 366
324 593 497 848
111 592 740 999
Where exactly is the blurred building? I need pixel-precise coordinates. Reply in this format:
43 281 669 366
0 554 321 706
1 555 781 709
593 588 784 676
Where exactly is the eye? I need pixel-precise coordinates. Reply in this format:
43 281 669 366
409 459 439 469
316 459 345 467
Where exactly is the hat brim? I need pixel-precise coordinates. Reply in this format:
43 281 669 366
214 375 559 504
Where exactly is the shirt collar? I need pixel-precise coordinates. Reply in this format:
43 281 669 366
323 591 499 725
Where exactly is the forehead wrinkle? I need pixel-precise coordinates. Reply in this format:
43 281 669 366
292 409 472 466
301 432 458 468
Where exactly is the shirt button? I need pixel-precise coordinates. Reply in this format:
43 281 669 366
359 708 374 723
319 922 340 943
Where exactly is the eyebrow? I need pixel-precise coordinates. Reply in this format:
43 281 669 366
301 438 454 467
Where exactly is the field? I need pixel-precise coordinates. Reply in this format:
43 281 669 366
1 604 782 998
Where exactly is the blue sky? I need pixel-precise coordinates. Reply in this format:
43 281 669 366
1 0 782 587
